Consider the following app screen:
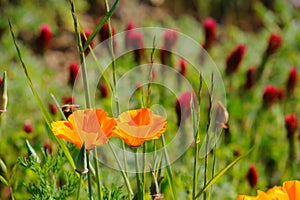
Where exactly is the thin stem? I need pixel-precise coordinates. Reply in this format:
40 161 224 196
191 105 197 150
192 73 203 200
161 135 177 200
76 174 83 200
93 148 103 200
108 142 133 197
135 149 143 199
203 73 214 200
87 151 93 200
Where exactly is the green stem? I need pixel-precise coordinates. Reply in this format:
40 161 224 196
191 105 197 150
135 149 143 199
76 174 83 200
93 148 103 200
108 142 133 197
192 139 199 200
161 135 177 200
87 151 93 200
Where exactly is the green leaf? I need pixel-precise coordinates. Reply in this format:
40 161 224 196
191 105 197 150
8 19 76 171
82 0 120 51
25 140 40 162
0 175 8 186
0 158 7 175
195 147 254 199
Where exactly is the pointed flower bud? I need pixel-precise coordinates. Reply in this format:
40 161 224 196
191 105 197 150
99 82 109 98
37 23 52 50
203 18 217 49
0 71 8 113
99 22 116 42
49 102 58 115
285 113 298 139
244 67 257 90
75 143 88 175
286 67 298 96
128 31 144 63
265 33 282 56
68 62 80 86
263 85 278 108
226 44 246 75
246 164 258 188
43 140 53 154
62 96 75 105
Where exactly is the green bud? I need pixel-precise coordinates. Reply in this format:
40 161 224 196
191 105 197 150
0 71 7 114
75 143 88 175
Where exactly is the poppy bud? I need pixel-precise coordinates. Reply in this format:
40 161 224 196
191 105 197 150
262 85 278 108
203 18 216 49
43 140 53 154
246 164 258 188
160 48 170 65
285 114 298 139
265 33 282 56
49 102 58 115
163 29 177 50
244 67 257 90
226 44 246 75
37 23 52 50
0 71 7 113
286 67 298 96
277 88 285 102
68 62 80 86
75 143 88 175
179 59 187 76
23 120 33 134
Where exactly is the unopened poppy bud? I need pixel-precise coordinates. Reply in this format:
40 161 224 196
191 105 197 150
68 62 80 86
23 120 33 134
43 140 53 154
163 29 177 50
179 59 187 76
0 71 8 113
286 67 298 96
75 143 88 175
265 33 282 56
263 85 278 108
37 23 52 50
285 113 298 139
226 44 246 75
246 164 258 188
244 67 257 90
203 18 217 49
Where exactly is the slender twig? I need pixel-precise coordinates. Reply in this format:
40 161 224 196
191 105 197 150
192 74 203 200
76 175 83 200
203 73 214 200
135 149 143 199
86 151 93 200
108 142 133 197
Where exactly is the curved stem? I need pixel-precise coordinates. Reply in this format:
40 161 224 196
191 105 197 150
87 151 93 200
93 148 103 200
76 174 83 200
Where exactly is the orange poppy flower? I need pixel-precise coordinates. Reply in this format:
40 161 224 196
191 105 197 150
51 109 116 150
113 108 166 147
237 180 300 200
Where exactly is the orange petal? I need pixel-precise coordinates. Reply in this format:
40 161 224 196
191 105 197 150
283 180 300 200
51 120 82 149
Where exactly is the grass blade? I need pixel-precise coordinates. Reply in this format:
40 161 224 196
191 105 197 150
195 146 254 199
83 0 120 51
8 19 76 171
